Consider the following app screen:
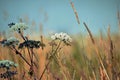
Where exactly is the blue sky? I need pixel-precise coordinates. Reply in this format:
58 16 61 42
0 0 120 35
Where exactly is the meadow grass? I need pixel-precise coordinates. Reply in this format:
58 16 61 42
0 1 120 80
1 29 120 80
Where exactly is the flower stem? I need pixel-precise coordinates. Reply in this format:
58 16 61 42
12 46 31 66
39 41 62 80
19 31 33 66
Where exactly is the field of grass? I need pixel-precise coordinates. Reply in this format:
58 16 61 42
0 1 120 80
0 23 120 80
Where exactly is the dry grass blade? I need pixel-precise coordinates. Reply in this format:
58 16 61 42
72 70 76 80
100 66 107 80
107 26 116 80
69 0 80 24
92 71 96 80
107 25 113 51
83 22 95 44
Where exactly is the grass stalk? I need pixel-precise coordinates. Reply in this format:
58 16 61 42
107 26 116 80
69 0 80 24
83 22 110 80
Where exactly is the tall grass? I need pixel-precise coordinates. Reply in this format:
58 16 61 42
0 1 120 80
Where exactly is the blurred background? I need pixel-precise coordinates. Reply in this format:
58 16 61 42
0 0 120 36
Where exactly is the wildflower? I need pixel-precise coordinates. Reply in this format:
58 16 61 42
51 32 72 44
18 40 45 49
0 71 17 79
0 60 18 69
0 37 19 47
9 22 28 32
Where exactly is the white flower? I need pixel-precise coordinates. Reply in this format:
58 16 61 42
64 36 72 42
55 33 59 39
9 23 28 32
0 60 18 69
60 32 68 40
51 35 56 40
1 37 19 47
51 32 72 43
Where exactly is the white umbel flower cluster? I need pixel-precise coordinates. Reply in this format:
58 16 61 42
0 60 18 69
51 32 72 43
10 23 28 32
1 37 19 47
